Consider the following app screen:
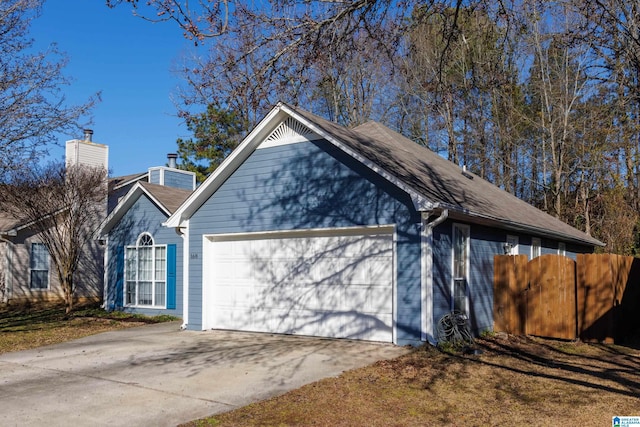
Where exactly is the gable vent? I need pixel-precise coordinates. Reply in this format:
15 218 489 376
259 117 319 149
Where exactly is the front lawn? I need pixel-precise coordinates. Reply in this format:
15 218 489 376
0 302 178 354
183 335 640 426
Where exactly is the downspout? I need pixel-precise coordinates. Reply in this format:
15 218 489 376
175 222 189 330
100 236 108 309
0 234 14 304
421 209 449 344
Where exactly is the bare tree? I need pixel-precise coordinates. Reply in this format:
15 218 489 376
111 0 413 127
0 0 98 178
0 163 107 312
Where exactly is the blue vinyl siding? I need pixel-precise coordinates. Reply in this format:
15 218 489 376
187 139 422 344
468 225 502 334
148 168 194 190
432 221 502 336
517 235 592 260
163 169 194 190
432 223 452 334
149 169 161 185
105 195 183 317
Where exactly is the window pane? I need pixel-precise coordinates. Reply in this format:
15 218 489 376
125 248 136 280
30 243 49 289
138 281 152 305
155 281 165 307
138 247 153 281
30 243 48 269
155 246 166 280
453 227 468 278
453 278 467 314
30 271 48 289
139 234 153 246
126 281 136 305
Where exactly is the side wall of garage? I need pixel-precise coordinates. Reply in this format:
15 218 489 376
187 138 423 345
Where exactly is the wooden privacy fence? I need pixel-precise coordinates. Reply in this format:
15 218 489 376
494 253 640 343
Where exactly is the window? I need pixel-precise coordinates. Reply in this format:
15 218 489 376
558 242 566 256
30 243 49 289
531 237 541 258
452 224 470 315
125 233 166 307
506 235 519 255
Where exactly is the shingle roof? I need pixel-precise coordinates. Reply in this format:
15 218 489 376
98 181 193 237
138 181 192 214
109 172 148 189
286 104 603 247
0 212 21 233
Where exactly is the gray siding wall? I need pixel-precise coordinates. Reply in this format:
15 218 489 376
187 139 422 345
105 196 183 317
1 227 101 303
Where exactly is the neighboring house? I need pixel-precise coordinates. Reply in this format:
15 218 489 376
0 132 108 305
109 172 149 213
155 102 603 346
98 163 195 317
107 153 188 213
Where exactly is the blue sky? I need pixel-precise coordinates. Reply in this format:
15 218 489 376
31 0 194 176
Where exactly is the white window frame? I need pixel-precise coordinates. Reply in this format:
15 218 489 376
558 242 566 256
531 237 542 258
506 235 519 255
29 242 50 290
124 233 167 308
451 223 470 316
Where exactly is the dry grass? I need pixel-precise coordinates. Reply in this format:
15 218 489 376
0 302 177 354
184 335 640 427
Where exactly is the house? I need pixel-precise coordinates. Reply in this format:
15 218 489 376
153 102 602 346
98 160 195 317
0 131 108 305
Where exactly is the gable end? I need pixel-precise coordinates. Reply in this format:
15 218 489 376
259 116 321 149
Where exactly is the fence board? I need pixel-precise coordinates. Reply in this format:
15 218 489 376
527 254 576 339
577 253 614 343
493 255 528 334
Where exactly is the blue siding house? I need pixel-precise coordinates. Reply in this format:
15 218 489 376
155 103 601 345
99 166 194 317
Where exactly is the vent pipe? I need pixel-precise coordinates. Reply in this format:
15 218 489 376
83 129 93 142
167 153 178 169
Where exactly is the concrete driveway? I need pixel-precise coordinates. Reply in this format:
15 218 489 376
0 322 409 427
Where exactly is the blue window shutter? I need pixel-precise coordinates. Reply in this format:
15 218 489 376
115 246 124 310
166 244 177 309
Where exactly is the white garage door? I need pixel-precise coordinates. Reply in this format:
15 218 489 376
203 228 394 342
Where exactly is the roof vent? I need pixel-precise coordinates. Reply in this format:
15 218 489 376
83 129 93 142
461 165 474 180
265 117 316 144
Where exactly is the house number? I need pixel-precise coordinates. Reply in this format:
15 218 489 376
190 253 198 259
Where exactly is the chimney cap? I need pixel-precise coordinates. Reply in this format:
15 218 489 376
167 153 178 169
83 129 94 142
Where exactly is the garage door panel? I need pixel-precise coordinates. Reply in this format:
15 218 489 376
344 284 391 314
206 230 394 342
